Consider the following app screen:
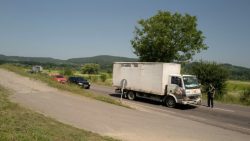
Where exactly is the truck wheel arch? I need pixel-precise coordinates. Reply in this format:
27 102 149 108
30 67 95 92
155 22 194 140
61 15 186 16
165 94 177 103
164 94 177 108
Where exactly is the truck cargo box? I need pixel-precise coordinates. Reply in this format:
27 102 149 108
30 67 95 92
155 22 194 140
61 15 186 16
113 62 181 95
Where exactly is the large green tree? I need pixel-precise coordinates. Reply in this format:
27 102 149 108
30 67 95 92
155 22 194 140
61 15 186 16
190 61 229 98
131 11 208 62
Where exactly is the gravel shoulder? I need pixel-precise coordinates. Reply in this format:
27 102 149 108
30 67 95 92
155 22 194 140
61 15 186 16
0 68 249 141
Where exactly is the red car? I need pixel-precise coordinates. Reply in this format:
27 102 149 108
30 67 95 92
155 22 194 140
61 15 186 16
53 75 67 83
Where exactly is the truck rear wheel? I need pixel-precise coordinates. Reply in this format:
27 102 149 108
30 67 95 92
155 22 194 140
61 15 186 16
165 97 176 108
127 91 136 100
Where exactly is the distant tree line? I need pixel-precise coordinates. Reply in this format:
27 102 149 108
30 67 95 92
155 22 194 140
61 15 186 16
223 64 250 81
183 62 250 81
0 60 7 65
1 60 250 82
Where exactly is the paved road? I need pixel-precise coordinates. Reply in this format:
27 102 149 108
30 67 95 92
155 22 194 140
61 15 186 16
89 84 250 135
0 68 249 141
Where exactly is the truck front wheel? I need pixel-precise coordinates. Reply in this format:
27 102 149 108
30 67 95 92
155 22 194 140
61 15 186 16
127 91 136 100
165 97 176 108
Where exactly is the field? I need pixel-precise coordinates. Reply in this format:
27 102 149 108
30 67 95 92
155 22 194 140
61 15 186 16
0 86 118 141
221 80 250 105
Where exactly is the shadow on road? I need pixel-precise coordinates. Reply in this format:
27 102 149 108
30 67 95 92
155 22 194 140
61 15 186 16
109 93 197 110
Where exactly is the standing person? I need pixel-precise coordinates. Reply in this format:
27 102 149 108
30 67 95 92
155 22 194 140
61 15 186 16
207 83 215 108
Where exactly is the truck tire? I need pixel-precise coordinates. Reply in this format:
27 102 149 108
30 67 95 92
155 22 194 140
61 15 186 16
165 96 176 108
127 91 136 100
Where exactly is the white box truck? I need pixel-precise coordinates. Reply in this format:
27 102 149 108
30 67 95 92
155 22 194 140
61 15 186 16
113 62 201 107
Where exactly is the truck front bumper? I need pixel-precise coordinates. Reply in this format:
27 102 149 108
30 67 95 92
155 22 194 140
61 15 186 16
181 97 201 105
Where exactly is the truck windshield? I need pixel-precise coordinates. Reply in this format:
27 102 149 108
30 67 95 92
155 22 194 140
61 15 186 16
183 76 199 89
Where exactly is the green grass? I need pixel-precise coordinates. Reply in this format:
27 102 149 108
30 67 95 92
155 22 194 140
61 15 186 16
226 80 250 92
42 69 61 75
0 64 129 108
0 86 119 141
222 80 250 105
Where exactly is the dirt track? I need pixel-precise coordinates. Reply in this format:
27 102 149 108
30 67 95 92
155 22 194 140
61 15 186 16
0 68 249 141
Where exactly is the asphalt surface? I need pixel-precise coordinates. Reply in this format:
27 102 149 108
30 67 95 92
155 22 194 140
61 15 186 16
89 84 250 135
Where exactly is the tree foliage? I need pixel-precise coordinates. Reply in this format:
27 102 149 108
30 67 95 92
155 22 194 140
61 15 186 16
131 11 208 62
190 61 229 98
81 63 100 74
240 88 250 105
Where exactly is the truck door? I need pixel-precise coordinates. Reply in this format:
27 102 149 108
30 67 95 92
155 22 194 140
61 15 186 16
168 76 183 99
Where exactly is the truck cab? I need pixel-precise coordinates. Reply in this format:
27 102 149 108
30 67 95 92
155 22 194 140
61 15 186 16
166 75 201 107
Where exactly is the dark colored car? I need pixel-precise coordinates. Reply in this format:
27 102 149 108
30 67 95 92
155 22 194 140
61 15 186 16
68 76 91 89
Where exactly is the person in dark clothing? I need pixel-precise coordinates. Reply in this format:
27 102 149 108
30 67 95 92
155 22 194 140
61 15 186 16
207 83 215 108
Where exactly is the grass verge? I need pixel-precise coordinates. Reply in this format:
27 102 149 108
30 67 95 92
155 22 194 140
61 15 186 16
0 85 119 141
0 64 129 108
222 81 250 106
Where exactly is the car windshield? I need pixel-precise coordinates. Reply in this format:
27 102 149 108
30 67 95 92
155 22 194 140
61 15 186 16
183 76 199 89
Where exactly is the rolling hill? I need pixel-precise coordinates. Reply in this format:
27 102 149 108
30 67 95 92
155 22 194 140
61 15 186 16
0 54 137 65
1 54 250 81
67 55 137 64
0 54 65 64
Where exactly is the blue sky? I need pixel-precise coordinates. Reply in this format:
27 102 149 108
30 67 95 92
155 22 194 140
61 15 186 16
0 0 250 68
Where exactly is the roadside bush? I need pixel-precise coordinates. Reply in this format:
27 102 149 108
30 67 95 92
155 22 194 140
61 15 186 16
64 68 73 76
190 61 229 99
100 73 108 82
59 68 73 76
82 73 112 86
240 88 250 105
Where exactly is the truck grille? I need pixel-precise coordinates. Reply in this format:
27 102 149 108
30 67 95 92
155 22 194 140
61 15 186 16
189 96 198 100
